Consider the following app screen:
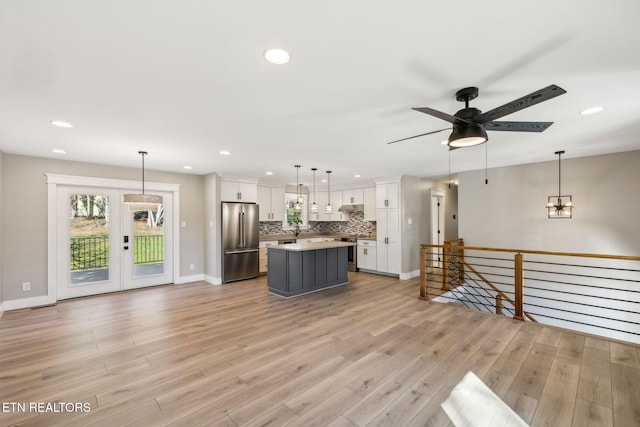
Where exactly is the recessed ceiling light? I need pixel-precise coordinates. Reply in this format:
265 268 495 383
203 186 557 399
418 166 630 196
264 48 290 65
265 171 273 175
219 150 231 156
354 174 361 178
183 165 193 170
580 106 604 115
50 120 73 128
321 179 327 183
51 148 67 154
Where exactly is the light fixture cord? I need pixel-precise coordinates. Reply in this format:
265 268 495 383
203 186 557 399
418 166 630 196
485 141 488 185
312 169 316 203
558 152 562 198
448 150 451 189
141 151 146 194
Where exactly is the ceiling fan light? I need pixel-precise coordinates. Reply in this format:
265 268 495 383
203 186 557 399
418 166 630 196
448 125 488 148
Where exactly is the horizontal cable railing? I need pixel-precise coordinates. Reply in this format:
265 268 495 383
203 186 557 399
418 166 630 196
420 240 640 344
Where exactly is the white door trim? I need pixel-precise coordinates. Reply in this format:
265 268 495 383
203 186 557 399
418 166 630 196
46 174 181 305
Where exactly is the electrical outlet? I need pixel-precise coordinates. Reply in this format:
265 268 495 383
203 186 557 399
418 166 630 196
22 282 31 291
189 264 195 271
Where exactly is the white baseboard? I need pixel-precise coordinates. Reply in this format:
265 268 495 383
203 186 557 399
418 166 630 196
204 275 222 285
399 269 420 280
175 274 205 284
3 294 57 311
0 302 4 318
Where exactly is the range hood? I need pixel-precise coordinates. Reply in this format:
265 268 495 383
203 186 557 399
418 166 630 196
338 204 364 213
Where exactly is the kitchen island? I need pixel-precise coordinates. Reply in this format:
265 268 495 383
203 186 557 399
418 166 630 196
267 241 356 297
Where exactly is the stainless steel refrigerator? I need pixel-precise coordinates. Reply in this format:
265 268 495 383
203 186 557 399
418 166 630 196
222 202 259 283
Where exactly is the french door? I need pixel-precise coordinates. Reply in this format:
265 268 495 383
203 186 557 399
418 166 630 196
56 185 173 300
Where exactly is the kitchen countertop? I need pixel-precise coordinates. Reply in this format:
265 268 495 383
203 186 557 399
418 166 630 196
260 233 376 242
269 241 357 251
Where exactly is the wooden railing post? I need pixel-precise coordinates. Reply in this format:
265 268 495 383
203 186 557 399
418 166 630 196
419 246 428 300
495 294 503 315
513 253 524 321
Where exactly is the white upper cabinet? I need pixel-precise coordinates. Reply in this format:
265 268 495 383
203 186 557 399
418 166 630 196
363 187 376 222
258 186 284 221
342 188 364 205
221 179 258 203
376 182 399 209
330 190 349 221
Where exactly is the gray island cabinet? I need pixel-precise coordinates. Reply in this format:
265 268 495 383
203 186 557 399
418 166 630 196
267 241 355 297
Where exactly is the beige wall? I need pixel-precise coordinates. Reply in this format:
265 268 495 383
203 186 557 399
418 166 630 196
0 151 3 307
1 154 205 302
458 150 640 255
400 176 431 275
203 172 221 282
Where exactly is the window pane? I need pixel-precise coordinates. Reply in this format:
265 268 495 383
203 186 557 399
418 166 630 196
69 194 110 285
133 204 165 278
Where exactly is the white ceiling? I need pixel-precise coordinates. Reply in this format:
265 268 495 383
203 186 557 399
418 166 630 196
1 1 639 187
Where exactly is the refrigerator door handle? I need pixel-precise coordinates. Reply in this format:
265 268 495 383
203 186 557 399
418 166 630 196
225 248 260 255
241 211 246 248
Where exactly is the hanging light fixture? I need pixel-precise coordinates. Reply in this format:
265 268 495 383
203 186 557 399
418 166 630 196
546 150 573 219
293 165 302 213
123 151 163 211
310 168 319 214
325 170 333 214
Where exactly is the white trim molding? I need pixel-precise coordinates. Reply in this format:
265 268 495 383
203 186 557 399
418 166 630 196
204 275 223 285
400 269 420 280
3 295 56 311
175 274 205 284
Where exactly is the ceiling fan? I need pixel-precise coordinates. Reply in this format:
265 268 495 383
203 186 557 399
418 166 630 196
388 84 567 149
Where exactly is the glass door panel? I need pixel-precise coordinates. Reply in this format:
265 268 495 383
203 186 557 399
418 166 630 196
57 187 122 300
133 205 165 278
123 192 173 290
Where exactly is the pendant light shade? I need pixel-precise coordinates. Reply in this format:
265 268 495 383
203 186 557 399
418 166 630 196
325 171 333 214
546 150 573 219
293 165 302 213
310 168 318 214
123 151 163 211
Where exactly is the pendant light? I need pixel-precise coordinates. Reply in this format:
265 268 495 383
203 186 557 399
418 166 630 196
293 165 302 213
123 151 163 211
546 150 573 218
325 170 333 214
310 168 318 214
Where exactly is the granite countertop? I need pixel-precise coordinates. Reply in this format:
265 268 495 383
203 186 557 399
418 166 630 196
260 232 354 242
269 241 357 251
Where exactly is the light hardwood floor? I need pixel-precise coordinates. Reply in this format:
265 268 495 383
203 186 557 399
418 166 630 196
0 272 638 426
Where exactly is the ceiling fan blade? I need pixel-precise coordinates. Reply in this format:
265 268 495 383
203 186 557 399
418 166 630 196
412 107 471 124
387 127 451 145
479 84 567 123
485 121 554 132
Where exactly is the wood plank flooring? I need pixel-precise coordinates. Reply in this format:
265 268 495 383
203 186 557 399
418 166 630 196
0 272 638 426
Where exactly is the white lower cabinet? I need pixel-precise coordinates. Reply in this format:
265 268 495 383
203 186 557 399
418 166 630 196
357 240 377 271
259 240 278 273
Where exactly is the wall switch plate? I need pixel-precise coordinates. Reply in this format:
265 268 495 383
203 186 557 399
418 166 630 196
181 221 187 228
22 282 31 291
189 264 195 270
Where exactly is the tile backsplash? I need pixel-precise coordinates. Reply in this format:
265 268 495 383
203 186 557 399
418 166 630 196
259 211 376 236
